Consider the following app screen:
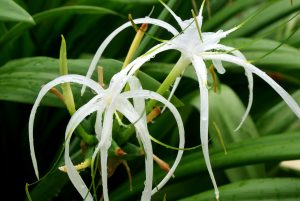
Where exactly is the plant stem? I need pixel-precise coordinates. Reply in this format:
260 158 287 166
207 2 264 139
146 55 190 111
119 56 190 144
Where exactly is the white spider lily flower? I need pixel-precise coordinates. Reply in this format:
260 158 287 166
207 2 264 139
29 72 185 201
82 2 300 200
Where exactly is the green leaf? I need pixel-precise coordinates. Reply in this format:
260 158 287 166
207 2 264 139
0 57 182 107
110 132 300 200
228 0 300 37
257 89 300 135
179 178 300 201
223 37 300 55
25 171 69 201
221 38 300 85
0 0 34 24
202 0 262 31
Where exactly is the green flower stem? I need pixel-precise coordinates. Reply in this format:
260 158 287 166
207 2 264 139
76 126 98 145
146 55 190 112
118 56 190 144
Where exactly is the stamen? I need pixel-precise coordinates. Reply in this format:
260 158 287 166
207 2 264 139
121 161 133 191
128 14 139 32
49 87 65 102
97 66 105 87
209 64 217 93
115 148 127 156
58 159 91 172
206 0 212 18
192 0 198 15
212 121 227 155
146 106 161 123
191 9 203 42
123 20 148 69
115 112 130 128
153 154 171 174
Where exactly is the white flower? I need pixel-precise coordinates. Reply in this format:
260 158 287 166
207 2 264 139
29 72 185 201
82 1 300 200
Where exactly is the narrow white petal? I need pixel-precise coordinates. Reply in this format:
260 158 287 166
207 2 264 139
128 76 146 121
91 107 114 201
64 95 103 201
116 98 153 200
28 74 103 179
95 106 106 140
212 60 226 74
198 0 205 17
235 68 253 131
212 45 254 131
81 18 179 95
120 90 185 194
191 56 219 200
110 43 175 94
203 54 300 119
161 75 182 113
192 56 208 84
100 148 109 201
126 43 175 78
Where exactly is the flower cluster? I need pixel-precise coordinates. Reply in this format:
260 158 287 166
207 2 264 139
29 1 300 201
29 71 185 201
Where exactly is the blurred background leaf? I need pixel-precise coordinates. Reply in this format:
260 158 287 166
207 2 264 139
0 0 34 23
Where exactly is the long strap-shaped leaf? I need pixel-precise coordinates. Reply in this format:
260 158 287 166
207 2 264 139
109 132 300 200
179 178 300 201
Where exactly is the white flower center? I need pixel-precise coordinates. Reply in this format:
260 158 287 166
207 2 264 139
170 21 225 58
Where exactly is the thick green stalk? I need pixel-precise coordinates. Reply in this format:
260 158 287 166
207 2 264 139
118 56 190 144
146 55 190 111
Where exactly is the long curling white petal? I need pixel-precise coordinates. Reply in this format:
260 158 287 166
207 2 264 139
161 75 182 113
100 148 109 201
81 18 179 95
235 67 253 131
125 43 175 78
203 53 300 119
92 106 114 201
128 76 146 122
120 90 185 195
28 74 103 179
212 44 254 131
192 56 219 200
212 60 225 74
95 106 106 140
116 98 153 200
64 95 103 201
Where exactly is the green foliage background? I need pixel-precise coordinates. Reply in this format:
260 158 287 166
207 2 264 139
0 0 300 200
